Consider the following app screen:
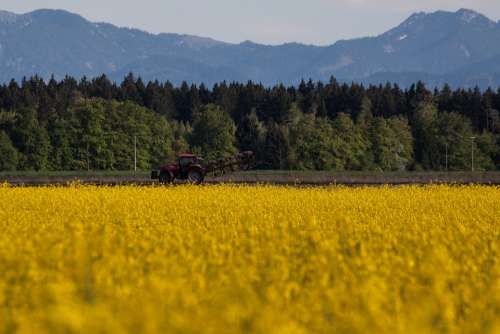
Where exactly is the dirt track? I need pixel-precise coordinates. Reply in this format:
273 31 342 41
2 171 500 186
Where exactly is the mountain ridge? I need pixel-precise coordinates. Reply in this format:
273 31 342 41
0 8 499 88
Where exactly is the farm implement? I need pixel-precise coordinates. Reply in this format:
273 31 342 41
151 151 254 185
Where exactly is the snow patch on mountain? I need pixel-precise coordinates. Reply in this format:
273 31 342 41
460 44 471 58
457 8 495 27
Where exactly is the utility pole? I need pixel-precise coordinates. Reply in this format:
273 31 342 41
445 143 448 171
134 135 137 173
86 142 90 172
470 136 476 172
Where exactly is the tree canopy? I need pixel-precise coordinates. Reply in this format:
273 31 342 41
0 75 498 171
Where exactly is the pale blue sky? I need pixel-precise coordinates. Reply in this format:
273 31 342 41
1 0 499 45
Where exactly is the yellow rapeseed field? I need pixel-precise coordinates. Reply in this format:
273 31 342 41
0 184 499 334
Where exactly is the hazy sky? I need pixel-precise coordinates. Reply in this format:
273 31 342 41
1 0 499 45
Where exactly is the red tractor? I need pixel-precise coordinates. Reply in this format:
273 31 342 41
151 151 254 185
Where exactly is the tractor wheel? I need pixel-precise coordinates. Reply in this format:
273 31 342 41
158 171 172 184
187 169 204 185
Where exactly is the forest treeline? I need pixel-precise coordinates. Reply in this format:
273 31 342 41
0 74 499 171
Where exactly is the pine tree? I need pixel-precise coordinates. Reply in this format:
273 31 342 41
0 131 18 171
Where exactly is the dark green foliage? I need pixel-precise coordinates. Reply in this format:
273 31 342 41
237 110 267 166
289 113 336 170
371 117 413 171
436 112 476 171
0 75 498 171
62 99 175 170
0 131 18 171
262 122 291 170
10 108 51 171
190 104 237 160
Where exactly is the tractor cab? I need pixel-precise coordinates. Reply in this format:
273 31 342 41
177 154 202 178
178 154 202 167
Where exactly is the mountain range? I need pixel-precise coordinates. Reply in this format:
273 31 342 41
1 8 500 88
